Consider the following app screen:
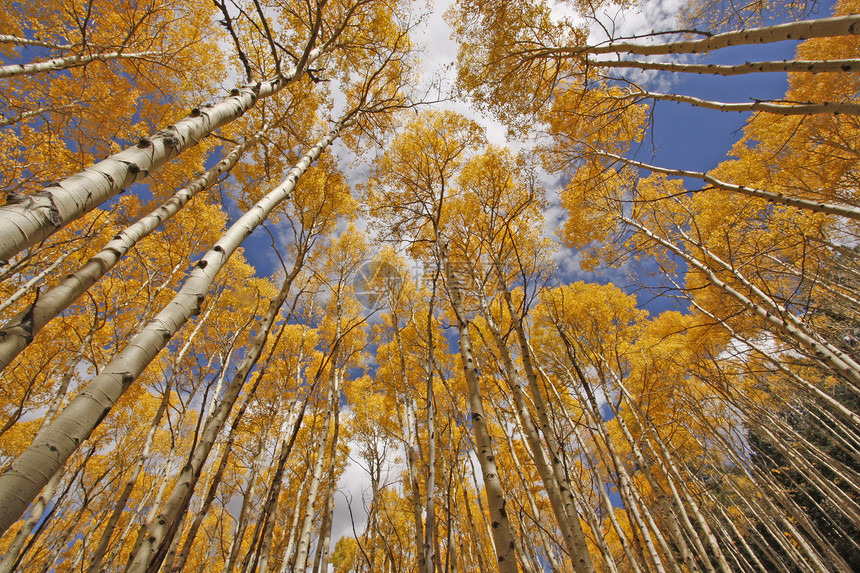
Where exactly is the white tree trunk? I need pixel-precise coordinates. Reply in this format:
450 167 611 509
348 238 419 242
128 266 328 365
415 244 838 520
622 215 860 388
0 118 348 536
0 467 64 573
439 240 519 573
593 58 860 75
293 367 340 572
580 15 860 56
0 50 162 78
0 49 322 262
0 128 265 372
633 89 860 115
596 151 860 221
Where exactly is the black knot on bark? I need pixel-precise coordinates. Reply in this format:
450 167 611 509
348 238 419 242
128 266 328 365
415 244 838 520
230 87 240 96
121 372 135 385
5 191 26 205
196 259 208 269
137 137 152 148
190 107 201 117
192 294 206 316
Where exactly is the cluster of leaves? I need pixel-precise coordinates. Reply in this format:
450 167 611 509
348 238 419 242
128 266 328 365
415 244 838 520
0 0 858 571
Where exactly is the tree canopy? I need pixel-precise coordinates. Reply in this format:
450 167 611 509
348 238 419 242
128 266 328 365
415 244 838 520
0 0 858 571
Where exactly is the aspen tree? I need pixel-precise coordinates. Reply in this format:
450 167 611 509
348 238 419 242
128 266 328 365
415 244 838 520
360 249 432 571
0 127 269 372
0 116 351 535
452 0 860 128
367 110 521 572
0 0 412 263
5 0 860 566
452 146 598 571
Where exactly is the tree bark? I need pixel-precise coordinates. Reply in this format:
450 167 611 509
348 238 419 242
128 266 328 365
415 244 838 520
592 57 860 75
438 239 518 573
0 49 323 262
0 127 265 373
0 119 349 536
595 150 860 221
0 50 163 79
576 15 860 56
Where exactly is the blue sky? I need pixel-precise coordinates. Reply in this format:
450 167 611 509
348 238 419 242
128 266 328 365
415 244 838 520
221 1 829 322
145 0 835 547
220 0 836 340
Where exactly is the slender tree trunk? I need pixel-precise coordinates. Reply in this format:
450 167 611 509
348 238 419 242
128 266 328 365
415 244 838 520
0 102 81 128
595 150 860 221
86 388 170 572
0 118 350 536
255 397 309 573
128 259 307 572
564 363 672 573
438 239 518 573
392 323 427 570
496 277 596 573
424 271 439 573
123 437 181 570
0 50 163 79
0 247 75 314
159 510 187 573
0 466 65 573
578 14 860 56
0 127 265 373
474 289 586 568
500 423 562 573
169 349 269 573
224 431 275 573
622 215 860 388
593 57 860 76
634 89 860 115
311 402 340 573
293 363 340 572
0 49 324 262
5 446 94 572
462 457 491 573
278 466 312 573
